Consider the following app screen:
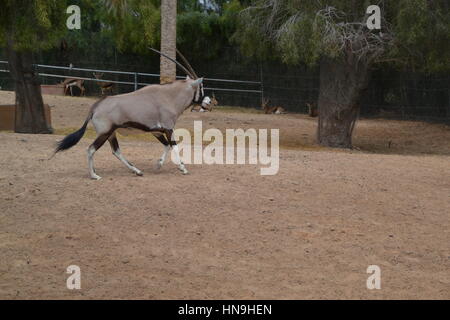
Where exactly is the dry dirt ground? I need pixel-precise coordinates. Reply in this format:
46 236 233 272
0 91 449 299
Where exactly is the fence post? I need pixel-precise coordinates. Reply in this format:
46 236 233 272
134 73 138 91
259 62 264 106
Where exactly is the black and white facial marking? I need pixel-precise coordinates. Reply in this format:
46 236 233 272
193 82 205 104
186 75 205 105
202 96 211 107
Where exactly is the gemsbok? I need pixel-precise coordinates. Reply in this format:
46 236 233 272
53 48 206 180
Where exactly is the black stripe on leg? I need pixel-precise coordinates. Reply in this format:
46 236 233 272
108 134 137 167
92 134 110 150
164 129 177 147
92 126 117 151
153 134 170 146
121 121 153 132
109 136 120 152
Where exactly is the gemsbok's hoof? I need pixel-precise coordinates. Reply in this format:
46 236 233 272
179 168 189 175
90 174 102 180
156 160 163 170
135 170 144 176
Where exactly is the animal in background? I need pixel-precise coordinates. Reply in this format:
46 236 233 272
61 78 85 96
306 102 318 117
261 98 287 114
92 72 114 96
211 93 218 108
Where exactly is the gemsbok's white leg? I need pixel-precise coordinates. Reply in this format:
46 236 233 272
87 145 102 180
152 133 171 170
87 127 113 180
157 145 171 169
164 129 188 174
172 144 188 174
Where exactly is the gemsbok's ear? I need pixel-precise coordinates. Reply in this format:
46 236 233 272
191 78 203 88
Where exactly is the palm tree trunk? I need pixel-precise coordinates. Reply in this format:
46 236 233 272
160 0 177 84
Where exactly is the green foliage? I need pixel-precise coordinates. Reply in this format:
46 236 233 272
176 1 244 60
98 0 160 54
178 11 223 59
1 0 447 73
389 0 450 72
90 0 241 60
234 0 370 64
0 0 68 51
234 0 450 72
83 0 236 59
220 0 243 39
0 0 245 62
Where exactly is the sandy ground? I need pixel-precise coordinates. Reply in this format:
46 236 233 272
0 91 449 299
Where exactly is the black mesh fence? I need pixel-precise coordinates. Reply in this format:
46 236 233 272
0 47 449 122
362 72 450 121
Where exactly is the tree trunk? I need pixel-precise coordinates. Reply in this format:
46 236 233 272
160 0 177 84
317 56 371 148
6 39 52 134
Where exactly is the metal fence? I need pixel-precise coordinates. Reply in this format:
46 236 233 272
0 60 263 102
0 58 449 122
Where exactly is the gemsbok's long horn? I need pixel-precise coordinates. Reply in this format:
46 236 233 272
148 47 195 79
176 49 198 79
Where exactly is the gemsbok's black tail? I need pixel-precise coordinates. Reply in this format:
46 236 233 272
54 116 91 153
52 97 106 156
